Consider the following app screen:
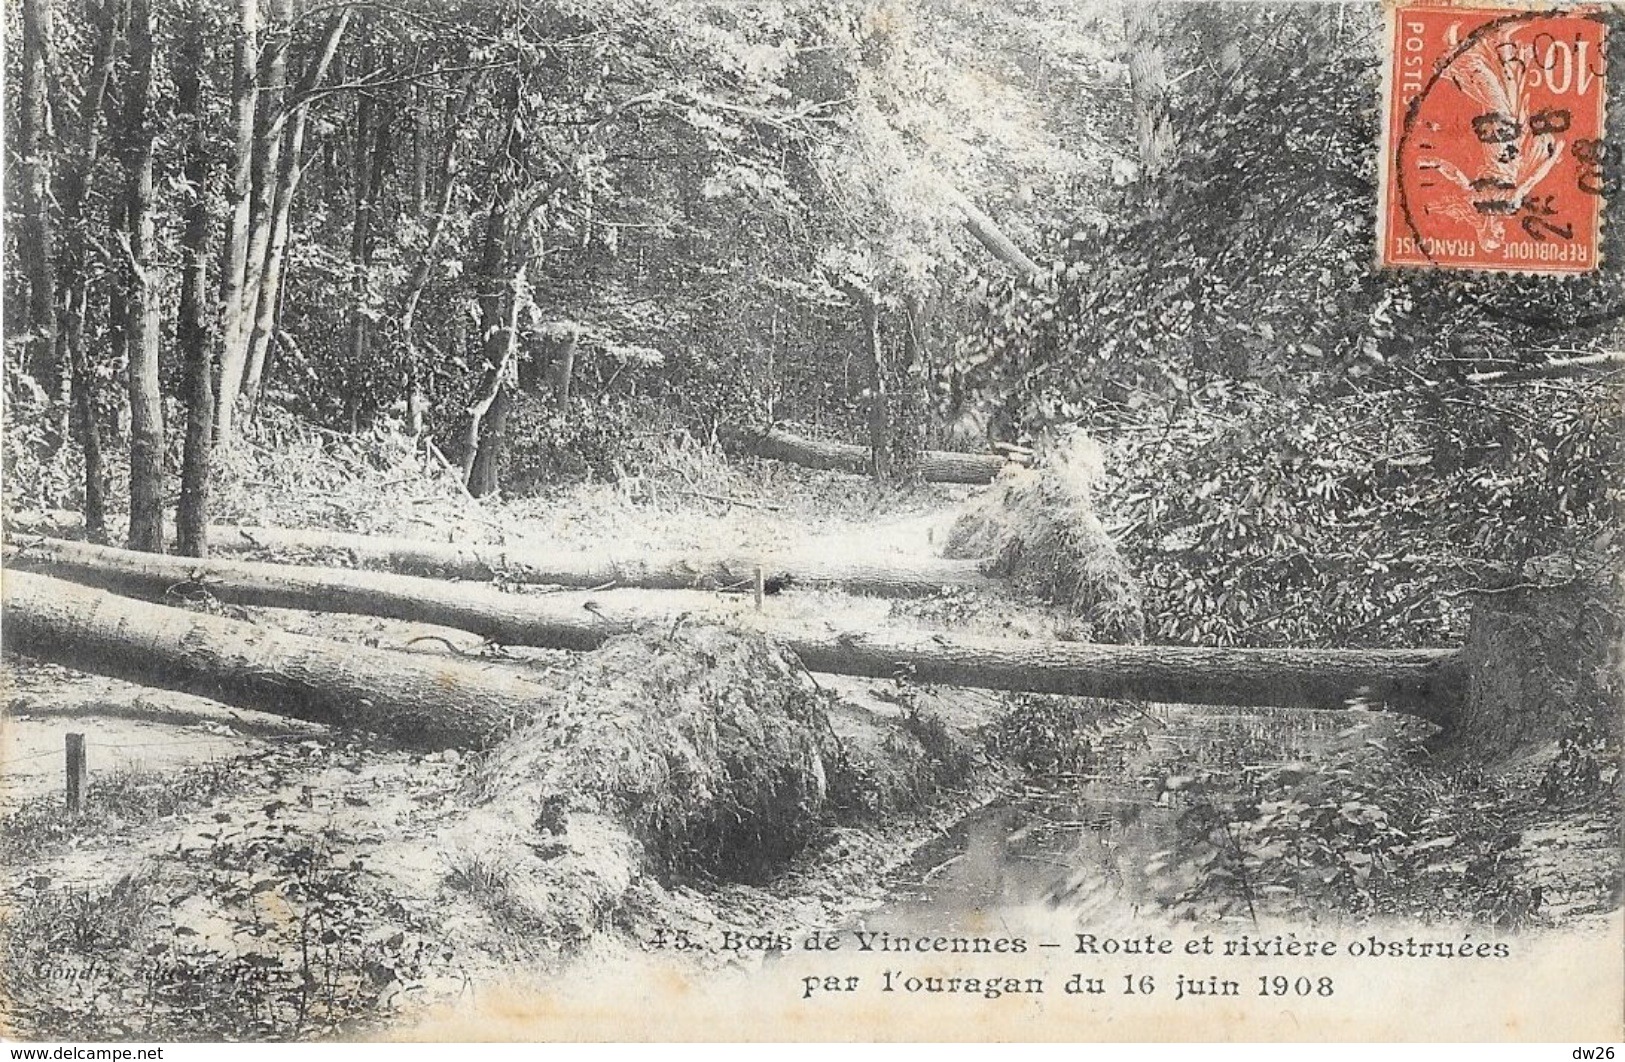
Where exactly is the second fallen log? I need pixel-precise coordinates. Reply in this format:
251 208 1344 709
11 537 1469 718
4 512 990 597
720 426 1009 485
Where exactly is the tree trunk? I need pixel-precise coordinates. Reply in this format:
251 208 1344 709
518 326 578 403
902 294 925 373
836 279 917 482
1124 3 1176 182
463 224 518 496
69 332 109 544
2 571 535 748
118 0 165 554
548 328 577 406
720 426 1007 485
467 376 513 496
398 80 476 436
242 9 351 408
344 74 390 429
941 185 1043 280
460 199 510 490
58 0 120 543
851 287 889 480
463 81 526 497
175 3 215 559
18 0 63 421
411 85 428 212
887 292 929 482
213 0 261 446
96 214 127 528
236 0 289 409
10 539 1468 718
344 85 373 430
8 526 990 597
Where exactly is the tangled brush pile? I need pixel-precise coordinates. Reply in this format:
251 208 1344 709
477 622 832 879
944 430 1145 643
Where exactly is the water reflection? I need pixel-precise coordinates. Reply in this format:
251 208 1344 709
877 704 1418 926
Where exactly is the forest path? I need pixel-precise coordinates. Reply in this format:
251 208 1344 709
0 469 998 810
794 507 961 560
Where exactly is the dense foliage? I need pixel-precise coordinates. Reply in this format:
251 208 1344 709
5 0 1076 505
957 4 1625 650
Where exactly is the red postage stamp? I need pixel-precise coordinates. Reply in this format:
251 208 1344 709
1380 3 1609 274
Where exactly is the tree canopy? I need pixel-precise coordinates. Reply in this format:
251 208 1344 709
5 0 1621 651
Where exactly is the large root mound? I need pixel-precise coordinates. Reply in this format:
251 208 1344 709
944 430 1145 643
441 622 839 944
481 622 830 876
1459 561 1624 771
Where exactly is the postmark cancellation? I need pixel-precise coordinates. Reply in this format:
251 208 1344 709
1380 2 1609 274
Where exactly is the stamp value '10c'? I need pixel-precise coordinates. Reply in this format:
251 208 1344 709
1380 3 1609 274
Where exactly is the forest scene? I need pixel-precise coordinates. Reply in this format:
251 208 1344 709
1 0 1622 1042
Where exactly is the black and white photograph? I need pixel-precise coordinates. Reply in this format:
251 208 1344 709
1 0 1621 1043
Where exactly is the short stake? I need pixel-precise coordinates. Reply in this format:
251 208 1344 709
65 732 87 816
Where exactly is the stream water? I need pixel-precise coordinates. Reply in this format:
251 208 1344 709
870 705 1416 928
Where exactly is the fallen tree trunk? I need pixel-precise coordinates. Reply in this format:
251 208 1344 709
1462 350 1625 386
12 537 1468 718
942 185 1045 281
4 516 989 597
1 570 540 746
203 525 990 597
721 426 1007 485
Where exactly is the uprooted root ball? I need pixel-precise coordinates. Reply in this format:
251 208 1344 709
944 430 1145 643
473 622 832 885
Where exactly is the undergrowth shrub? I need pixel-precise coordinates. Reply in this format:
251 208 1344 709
210 407 470 535
500 392 679 491
984 694 1113 776
1164 738 1560 927
2 370 107 514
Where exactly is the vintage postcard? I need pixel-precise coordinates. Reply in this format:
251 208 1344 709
2 0 1621 1045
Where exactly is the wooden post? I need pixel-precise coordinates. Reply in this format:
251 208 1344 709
754 564 765 610
65 732 86 815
